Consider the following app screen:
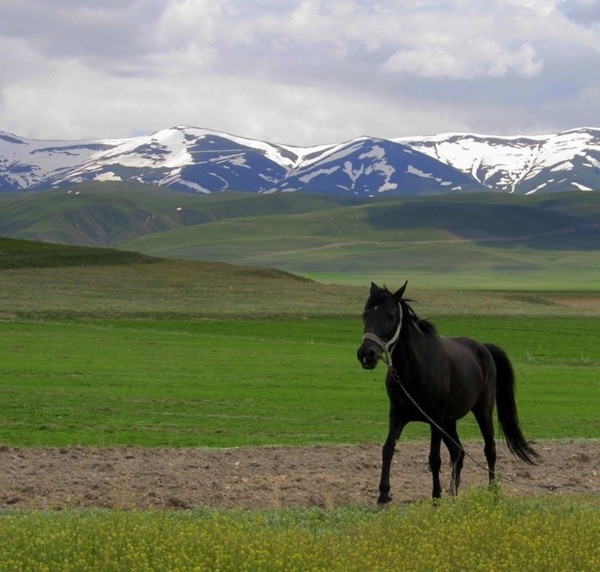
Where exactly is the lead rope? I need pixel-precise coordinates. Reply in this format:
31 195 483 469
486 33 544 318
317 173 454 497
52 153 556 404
386 364 563 494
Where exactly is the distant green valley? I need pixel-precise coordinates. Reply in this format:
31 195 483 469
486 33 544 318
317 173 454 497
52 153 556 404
1 182 598 289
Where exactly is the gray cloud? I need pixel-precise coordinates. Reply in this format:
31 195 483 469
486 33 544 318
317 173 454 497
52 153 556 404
559 0 600 26
0 0 598 144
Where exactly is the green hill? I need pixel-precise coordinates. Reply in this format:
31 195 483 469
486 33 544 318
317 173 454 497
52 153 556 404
0 236 369 319
1 183 598 289
0 182 356 247
119 191 599 288
0 236 157 269
1 236 596 320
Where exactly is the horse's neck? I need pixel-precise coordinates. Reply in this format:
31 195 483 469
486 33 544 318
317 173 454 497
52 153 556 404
393 322 441 376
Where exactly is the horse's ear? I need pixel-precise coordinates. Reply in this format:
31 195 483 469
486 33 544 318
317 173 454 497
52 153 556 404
370 282 380 294
393 281 408 301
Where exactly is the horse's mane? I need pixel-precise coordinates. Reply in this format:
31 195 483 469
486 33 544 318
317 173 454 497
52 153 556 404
400 298 438 335
367 285 438 335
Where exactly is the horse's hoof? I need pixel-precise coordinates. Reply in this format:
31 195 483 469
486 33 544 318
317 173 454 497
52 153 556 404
377 494 392 505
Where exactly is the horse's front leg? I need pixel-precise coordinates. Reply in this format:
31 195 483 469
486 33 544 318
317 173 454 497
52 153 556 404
429 428 442 499
378 409 406 504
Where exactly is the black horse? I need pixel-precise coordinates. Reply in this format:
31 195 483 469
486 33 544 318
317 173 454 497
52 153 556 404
357 282 538 503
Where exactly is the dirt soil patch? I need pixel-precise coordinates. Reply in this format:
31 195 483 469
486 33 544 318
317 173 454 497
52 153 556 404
549 296 600 312
0 441 597 510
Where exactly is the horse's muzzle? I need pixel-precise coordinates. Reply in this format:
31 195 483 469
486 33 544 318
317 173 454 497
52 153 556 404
357 343 380 370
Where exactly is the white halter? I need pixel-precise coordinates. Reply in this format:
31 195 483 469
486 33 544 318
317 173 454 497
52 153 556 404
361 303 403 366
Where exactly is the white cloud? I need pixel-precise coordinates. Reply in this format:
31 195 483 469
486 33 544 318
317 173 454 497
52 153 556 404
2 55 468 143
382 42 543 79
0 0 598 143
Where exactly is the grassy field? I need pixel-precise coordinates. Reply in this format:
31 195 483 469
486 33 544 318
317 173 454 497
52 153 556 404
0 237 598 569
0 237 598 446
1 315 598 447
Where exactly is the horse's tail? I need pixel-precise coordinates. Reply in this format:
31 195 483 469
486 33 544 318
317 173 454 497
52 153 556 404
485 343 539 465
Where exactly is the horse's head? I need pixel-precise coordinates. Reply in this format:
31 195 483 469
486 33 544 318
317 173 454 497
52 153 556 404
357 281 407 370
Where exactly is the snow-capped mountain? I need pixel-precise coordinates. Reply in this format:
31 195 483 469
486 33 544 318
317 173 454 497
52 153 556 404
397 128 600 194
0 131 127 191
275 137 485 195
0 126 598 196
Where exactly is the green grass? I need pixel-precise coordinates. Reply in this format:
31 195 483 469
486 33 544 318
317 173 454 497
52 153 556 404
1 315 597 447
0 490 598 570
0 317 379 447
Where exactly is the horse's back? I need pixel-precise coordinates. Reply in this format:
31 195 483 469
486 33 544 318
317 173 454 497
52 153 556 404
442 335 493 369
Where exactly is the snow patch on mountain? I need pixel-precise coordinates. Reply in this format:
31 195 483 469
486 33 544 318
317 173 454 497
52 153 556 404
571 182 593 191
300 167 339 184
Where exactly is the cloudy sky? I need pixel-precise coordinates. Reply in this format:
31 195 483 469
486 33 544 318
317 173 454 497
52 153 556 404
1 0 599 146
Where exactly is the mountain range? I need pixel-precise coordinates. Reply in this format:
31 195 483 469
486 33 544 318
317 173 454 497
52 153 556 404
0 126 599 196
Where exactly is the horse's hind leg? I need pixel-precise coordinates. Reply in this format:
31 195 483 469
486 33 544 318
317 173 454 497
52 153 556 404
441 422 464 496
429 428 442 499
473 407 497 487
378 409 406 504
